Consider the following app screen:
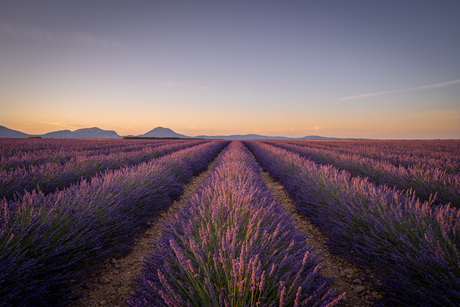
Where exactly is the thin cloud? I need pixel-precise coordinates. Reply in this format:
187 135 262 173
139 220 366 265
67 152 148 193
42 122 82 128
341 91 392 101
67 123 83 128
0 24 130 50
410 79 460 91
340 79 460 101
413 109 460 120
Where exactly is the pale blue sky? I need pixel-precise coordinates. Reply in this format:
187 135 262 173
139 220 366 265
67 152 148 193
1 0 459 138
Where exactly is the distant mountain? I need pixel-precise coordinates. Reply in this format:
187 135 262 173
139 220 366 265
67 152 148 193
72 127 121 139
138 127 188 138
0 125 352 140
41 130 74 138
42 127 121 139
0 125 31 138
195 134 341 140
195 134 289 140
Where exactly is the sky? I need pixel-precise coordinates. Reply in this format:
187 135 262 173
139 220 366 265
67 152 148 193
1 0 460 139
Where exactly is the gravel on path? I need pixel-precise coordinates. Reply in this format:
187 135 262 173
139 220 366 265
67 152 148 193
258 168 384 307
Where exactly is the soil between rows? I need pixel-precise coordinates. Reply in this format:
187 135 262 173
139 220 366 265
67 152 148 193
259 170 381 307
73 144 381 307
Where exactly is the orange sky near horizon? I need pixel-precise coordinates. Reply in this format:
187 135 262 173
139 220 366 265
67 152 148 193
1 1 460 139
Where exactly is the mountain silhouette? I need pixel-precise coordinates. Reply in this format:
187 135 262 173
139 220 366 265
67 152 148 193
0 125 31 138
41 127 121 139
138 127 187 138
0 125 349 140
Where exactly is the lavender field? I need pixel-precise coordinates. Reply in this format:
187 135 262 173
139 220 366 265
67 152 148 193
245 140 460 306
0 139 459 306
0 139 228 306
128 141 343 306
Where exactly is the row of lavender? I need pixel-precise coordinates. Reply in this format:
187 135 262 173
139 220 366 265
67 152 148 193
0 140 228 306
265 140 460 207
288 140 460 174
0 139 182 171
0 138 155 157
129 141 344 307
245 141 460 306
0 140 207 200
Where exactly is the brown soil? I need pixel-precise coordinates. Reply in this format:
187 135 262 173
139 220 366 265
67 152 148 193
259 169 383 307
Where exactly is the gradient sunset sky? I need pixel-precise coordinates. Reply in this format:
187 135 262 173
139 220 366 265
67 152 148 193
1 0 459 139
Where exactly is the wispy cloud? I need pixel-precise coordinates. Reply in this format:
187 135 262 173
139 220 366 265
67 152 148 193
340 79 460 101
413 109 460 120
42 122 82 128
341 91 392 101
410 79 460 91
0 24 130 50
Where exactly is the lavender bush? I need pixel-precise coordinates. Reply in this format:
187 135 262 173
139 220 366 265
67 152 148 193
0 140 228 306
245 141 460 306
0 140 206 200
129 141 344 307
287 140 460 174
0 138 150 158
265 140 460 207
0 139 178 171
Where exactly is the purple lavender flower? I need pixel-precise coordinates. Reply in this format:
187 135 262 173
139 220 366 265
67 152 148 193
0 140 228 306
245 140 460 306
129 141 342 307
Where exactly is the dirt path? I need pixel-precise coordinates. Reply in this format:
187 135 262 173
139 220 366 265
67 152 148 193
73 151 224 307
258 167 383 307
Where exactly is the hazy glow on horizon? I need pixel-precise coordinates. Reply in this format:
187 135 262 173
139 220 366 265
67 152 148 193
1 1 459 139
